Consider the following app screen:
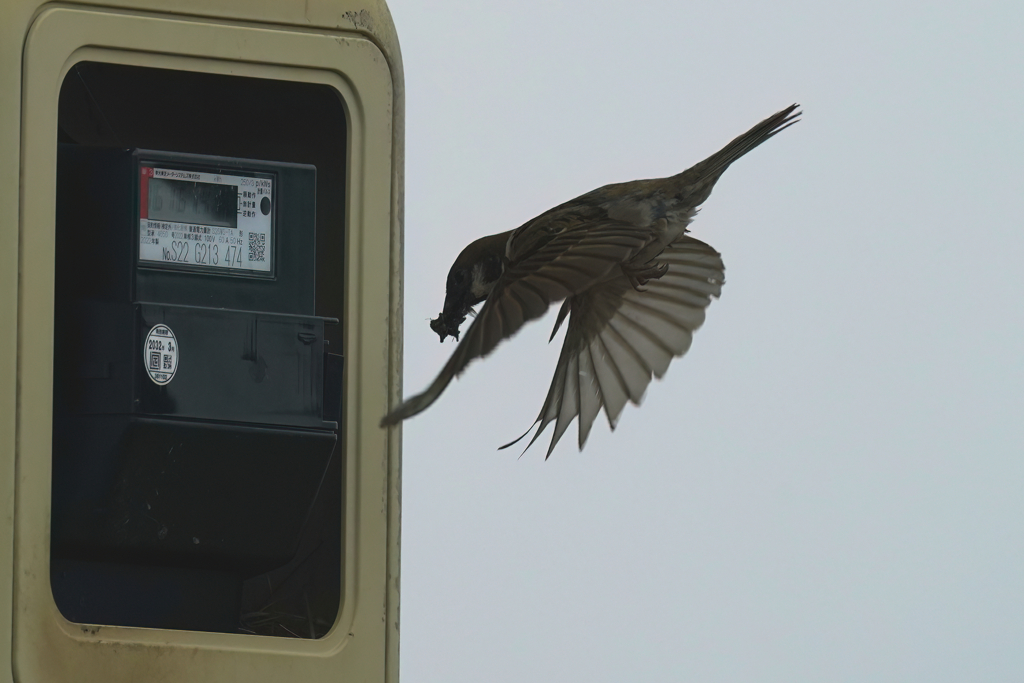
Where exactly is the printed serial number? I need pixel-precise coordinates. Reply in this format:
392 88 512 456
160 240 245 268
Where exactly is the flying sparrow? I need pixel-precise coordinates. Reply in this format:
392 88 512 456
382 104 800 457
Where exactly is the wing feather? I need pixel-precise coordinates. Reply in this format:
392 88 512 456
576 344 603 449
547 352 581 459
588 334 630 429
511 236 725 456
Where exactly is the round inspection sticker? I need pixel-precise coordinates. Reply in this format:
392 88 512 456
144 324 179 385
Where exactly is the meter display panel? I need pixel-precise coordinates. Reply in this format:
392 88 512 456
139 165 274 274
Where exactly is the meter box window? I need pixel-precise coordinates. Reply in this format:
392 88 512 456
50 62 347 637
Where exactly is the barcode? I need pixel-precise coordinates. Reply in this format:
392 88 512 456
249 233 266 262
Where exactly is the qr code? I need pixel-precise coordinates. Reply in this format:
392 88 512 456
150 352 161 370
249 232 266 262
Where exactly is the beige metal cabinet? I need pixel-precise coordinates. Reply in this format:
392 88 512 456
0 2 404 681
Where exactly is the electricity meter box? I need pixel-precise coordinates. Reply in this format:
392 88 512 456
5 3 402 680
50 146 343 631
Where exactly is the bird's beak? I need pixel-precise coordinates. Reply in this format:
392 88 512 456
430 295 470 343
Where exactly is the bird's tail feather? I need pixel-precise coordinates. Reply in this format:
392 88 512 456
679 103 800 187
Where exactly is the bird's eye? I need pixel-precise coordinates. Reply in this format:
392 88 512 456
450 271 465 286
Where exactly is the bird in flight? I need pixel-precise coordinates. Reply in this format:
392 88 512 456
382 104 800 457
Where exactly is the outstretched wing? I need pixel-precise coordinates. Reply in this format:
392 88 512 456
380 220 651 426
504 236 725 458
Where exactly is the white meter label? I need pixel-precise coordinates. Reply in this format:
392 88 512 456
138 166 273 273
144 324 179 385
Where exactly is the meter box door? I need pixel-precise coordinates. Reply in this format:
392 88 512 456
5 3 403 683
51 146 344 631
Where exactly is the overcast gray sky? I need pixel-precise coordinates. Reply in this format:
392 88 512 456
385 1 1024 680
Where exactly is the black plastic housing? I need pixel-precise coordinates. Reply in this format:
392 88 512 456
51 144 343 632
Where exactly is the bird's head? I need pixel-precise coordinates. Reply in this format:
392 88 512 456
430 230 511 342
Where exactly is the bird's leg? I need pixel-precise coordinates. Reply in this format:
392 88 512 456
621 261 669 292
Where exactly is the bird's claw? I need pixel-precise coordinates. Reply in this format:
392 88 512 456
622 261 669 292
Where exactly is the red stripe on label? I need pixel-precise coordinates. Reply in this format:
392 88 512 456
139 167 152 219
